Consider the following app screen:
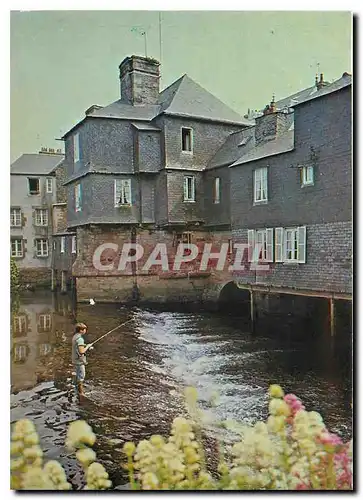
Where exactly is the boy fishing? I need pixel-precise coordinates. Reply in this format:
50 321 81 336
72 322 94 398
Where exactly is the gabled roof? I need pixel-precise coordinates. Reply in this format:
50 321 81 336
10 153 64 175
158 74 250 125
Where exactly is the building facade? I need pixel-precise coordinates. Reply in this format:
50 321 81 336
45 55 351 319
10 149 64 287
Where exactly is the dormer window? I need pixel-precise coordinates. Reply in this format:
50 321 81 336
181 128 193 153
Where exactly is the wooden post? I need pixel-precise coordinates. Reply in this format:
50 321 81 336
51 269 56 291
61 271 67 294
329 297 335 337
250 290 256 333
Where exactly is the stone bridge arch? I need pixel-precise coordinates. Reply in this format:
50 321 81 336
202 280 250 314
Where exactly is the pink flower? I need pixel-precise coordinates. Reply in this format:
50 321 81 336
318 431 343 447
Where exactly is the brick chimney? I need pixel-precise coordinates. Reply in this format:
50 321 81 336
254 96 291 145
119 55 160 106
316 73 328 90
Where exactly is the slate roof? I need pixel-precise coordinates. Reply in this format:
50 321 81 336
210 73 351 169
131 122 161 131
207 127 255 169
275 74 351 111
10 153 64 175
63 73 250 137
158 75 251 125
230 128 294 168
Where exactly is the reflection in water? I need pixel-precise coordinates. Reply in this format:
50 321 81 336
10 292 352 488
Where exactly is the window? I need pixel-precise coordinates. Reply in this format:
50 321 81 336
10 208 21 227
114 179 132 206
46 177 53 193
213 177 221 204
53 240 56 250
61 237 65 253
36 239 48 257
72 236 77 254
28 178 40 195
254 167 268 203
174 232 192 246
301 165 314 186
75 183 82 212
11 239 23 258
183 176 195 202
248 228 273 262
13 344 28 363
13 315 27 335
181 128 193 152
35 208 48 226
38 314 51 332
39 343 52 356
275 226 306 263
74 132 80 163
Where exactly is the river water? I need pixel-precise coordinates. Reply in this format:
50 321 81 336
10 292 352 489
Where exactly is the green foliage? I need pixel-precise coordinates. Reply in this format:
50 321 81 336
10 385 353 491
10 257 19 291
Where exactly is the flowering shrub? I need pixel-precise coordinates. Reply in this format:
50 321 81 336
10 385 353 490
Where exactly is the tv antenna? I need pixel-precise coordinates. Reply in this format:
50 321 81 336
131 26 148 57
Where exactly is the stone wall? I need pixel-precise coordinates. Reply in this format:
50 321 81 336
18 268 52 288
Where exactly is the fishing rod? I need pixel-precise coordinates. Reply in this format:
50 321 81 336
88 318 134 348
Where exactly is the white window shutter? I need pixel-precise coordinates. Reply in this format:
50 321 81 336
114 180 122 206
183 177 188 201
297 226 307 263
266 228 274 262
275 227 284 262
191 177 195 201
124 179 132 204
247 229 255 262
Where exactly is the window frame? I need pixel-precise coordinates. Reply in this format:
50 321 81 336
10 208 22 227
36 239 49 257
38 314 52 332
35 208 48 227
248 228 274 262
74 132 80 163
181 127 193 153
213 177 221 204
183 175 196 202
71 235 77 254
46 177 53 193
28 177 40 195
254 167 268 203
275 226 306 264
114 179 132 207
301 165 314 186
75 183 82 212
13 315 27 335
11 239 23 258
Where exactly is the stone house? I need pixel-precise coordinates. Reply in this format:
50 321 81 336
59 55 251 303
222 73 352 331
56 55 352 322
10 148 64 287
